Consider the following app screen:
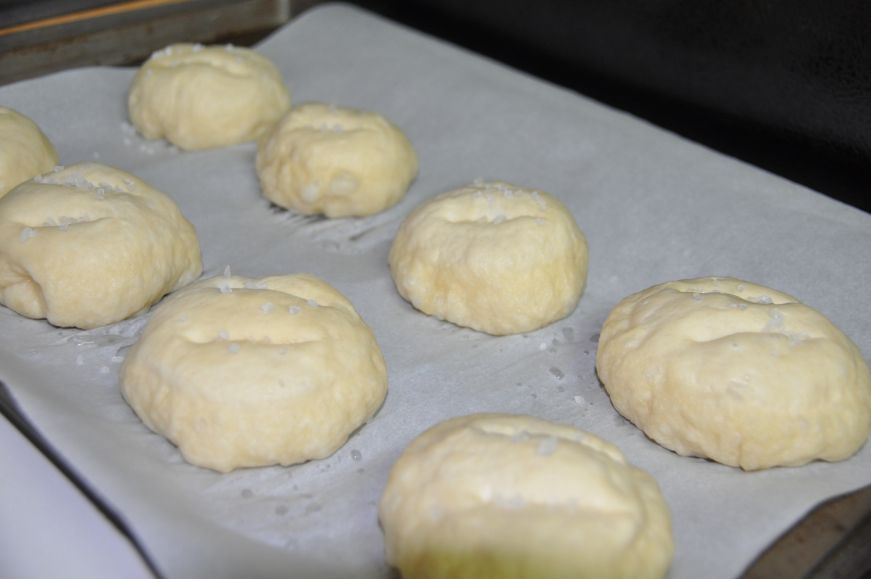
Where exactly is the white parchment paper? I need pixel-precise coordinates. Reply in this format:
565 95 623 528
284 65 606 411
1 4 870 578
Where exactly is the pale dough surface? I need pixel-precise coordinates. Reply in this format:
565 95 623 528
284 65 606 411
379 413 673 579
0 163 201 329
389 181 587 335
0 107 58 197
128 44 290 150
596 276 871 470
120 273 388 473
256 102 417 217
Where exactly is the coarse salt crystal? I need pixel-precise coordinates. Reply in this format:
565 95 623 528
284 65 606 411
20 227 36 241
496 496 526 509
511 431 530 443
301 184 319 202
261 302 274 314
228 343 241 353
764 309 784 332
218 330 229 340
537 436 558 456
306 299 318 308
288 306 301 315
223 265 231 277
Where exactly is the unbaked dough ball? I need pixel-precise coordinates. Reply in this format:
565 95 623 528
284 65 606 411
120 273 388 472
0 163 201 329
389 181 587 335
0 107 58 197
128 43 290 150
379 413 673 579
596 276 871 470
256 102 417 217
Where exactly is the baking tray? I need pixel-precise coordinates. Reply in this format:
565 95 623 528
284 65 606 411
1 4 870 578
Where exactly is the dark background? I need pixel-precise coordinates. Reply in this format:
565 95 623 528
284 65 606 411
348 0 870 213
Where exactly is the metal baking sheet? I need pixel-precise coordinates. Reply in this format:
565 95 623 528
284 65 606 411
1 4 870 578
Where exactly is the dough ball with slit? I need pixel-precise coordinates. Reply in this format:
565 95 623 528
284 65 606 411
596 276 871 470
120 274 388 472
128 43 290 150
0 107 58 197
0 163 201 329
389 181 587 335
256 102 418 217
379 413 673 579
